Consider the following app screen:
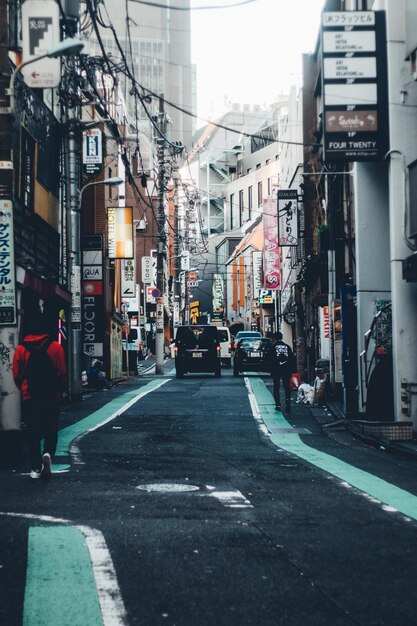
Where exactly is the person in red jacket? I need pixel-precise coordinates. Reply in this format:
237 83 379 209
13 313 67 479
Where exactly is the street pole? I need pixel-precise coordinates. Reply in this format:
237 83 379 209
68 176 123 399
173 161 181 334
155 95 167 374
67 107 82 401
0 4 20 450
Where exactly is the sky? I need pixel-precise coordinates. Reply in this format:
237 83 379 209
191 0 325 121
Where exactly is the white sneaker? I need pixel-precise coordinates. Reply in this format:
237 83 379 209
41 453 52 478
30 469 42 479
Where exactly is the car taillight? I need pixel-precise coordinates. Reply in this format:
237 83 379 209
174 346 178 354
228 342 232 350
139 342 143 348
217 345 220 353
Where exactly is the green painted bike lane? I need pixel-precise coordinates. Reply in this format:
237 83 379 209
248 376 417 521
25 377 171 626
24 527 103 626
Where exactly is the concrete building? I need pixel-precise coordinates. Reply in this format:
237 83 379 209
84 0 195 146
287 0 417 427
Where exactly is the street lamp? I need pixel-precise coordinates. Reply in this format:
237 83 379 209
77 177 124 211
69 176 123 400
8 38 84 114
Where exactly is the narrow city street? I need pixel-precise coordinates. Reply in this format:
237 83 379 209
2 365 417 626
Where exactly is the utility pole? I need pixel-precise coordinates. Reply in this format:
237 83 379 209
66 106 82 400
172 159 181 334
0 3 21 457
155 95 167 374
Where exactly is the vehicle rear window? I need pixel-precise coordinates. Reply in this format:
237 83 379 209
218 330 229 342
128 329 138 341
240 338 262 349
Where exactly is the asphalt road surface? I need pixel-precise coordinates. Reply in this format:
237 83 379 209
2 366 417 626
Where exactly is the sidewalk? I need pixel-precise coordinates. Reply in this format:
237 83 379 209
323 399 417 460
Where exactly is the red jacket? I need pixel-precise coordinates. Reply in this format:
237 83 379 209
12 334 67 402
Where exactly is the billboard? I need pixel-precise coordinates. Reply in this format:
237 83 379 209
107 207 134 259
321 11 389 161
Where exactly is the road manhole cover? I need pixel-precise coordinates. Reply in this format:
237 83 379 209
136 483 200 493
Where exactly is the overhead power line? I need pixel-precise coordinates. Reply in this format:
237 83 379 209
128 0 258 10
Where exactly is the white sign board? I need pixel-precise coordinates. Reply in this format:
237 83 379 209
252 250 263 296
323 57 377 80
121 259 135 298
324 83 378 107
70 265 81 325
142 256 156 285
322 30 376 54
0 200 17 325
22 0 61 88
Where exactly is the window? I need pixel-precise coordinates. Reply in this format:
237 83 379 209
268 178 271 196
239 190 244 226
248 186 253 220
258 181 263 207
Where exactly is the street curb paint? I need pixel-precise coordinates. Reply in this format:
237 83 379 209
247 376 417 521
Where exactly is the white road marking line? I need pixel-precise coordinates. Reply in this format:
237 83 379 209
209 490 253 508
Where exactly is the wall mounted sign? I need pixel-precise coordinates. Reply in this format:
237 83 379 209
82 129 103 176
0 200 17 325
81 235 104 357
321 11 389 161
22 0 60 88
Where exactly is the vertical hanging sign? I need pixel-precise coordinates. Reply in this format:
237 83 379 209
121 258 135 298
107 207 134 259
278 190 299 247
81 235 105 357
0 201 17 325
262 197 280 290
82 129 103 175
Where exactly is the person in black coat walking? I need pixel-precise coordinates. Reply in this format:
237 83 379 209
268 331 295 412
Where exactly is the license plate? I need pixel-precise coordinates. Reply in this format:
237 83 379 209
250 351 260 358
192 352 202 358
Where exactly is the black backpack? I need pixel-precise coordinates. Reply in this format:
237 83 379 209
24 341 57 401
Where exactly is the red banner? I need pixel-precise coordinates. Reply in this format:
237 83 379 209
262 197 280 290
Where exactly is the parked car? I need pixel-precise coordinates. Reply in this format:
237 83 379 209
233 336 272 376
232 330 262 351
217 326 232 367
174 325 221 378
122 325 147 360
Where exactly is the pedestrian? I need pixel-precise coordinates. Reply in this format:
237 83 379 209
268 331 295 412
12 313 67 479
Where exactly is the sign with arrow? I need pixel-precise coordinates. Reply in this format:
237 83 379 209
22 0 61 88
121 259 135 298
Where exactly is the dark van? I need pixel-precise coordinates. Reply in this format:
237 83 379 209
174 325 221 378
